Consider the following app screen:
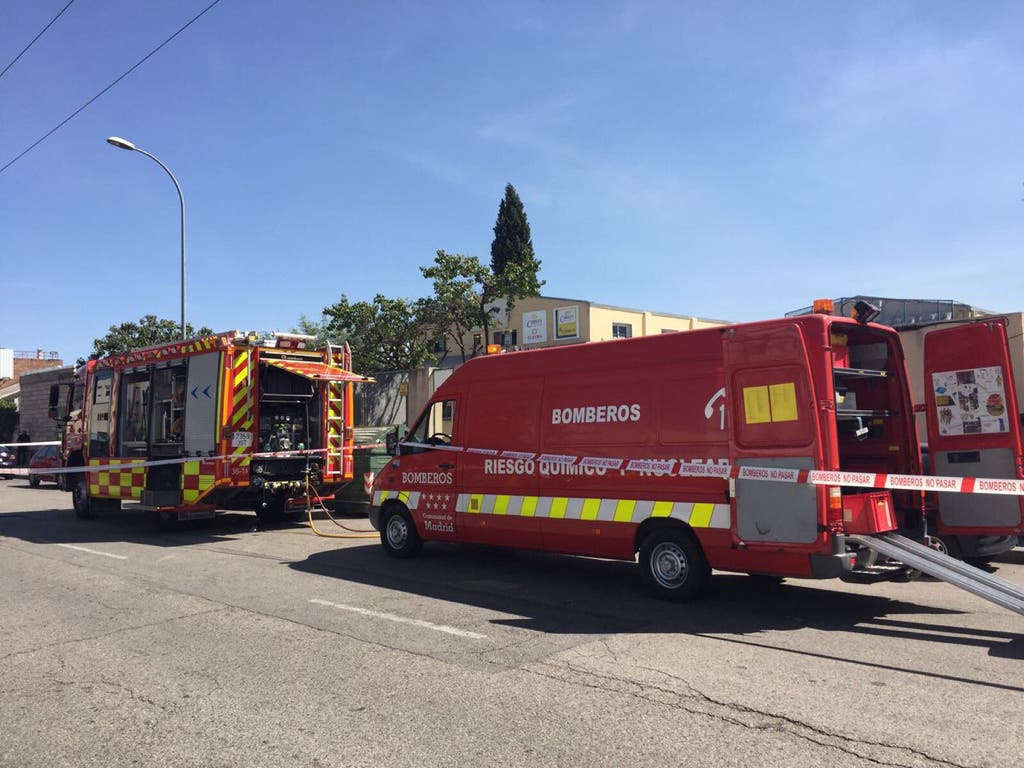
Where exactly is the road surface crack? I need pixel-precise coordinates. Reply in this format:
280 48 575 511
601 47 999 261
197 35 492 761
525 660 975 768
0 607 227 662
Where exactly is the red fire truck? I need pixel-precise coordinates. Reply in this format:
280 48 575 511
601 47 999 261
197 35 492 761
369 311 1024 608
50 332 366 524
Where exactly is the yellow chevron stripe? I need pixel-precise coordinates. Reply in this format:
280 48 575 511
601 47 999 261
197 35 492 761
614 499 636 522
493 495 510 515
520 496 538 517
549 497 568 519
652 500 673 517
689 503 715 528
581 497 600 521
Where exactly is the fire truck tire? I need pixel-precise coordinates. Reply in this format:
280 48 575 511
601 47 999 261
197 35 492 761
638 527 710 602
380 506 422 559
71 478 119 518
257 495 289 526
72 478 98 520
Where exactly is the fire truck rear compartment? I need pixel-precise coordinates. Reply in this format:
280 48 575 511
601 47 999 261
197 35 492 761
253 364 325 506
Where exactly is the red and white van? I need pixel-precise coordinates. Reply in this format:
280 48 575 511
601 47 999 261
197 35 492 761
370 313 1023 600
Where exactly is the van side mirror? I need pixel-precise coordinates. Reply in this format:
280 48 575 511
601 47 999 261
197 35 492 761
386 429 399 456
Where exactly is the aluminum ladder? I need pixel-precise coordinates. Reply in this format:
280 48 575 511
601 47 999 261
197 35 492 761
849 532 1024 616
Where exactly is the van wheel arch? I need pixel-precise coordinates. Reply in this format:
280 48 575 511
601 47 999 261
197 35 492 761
635 517 697 555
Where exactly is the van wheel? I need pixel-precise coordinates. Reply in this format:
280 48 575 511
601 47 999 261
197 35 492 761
639 527 710 601
72 477 97 519
381 507 422 559
29 475 40 488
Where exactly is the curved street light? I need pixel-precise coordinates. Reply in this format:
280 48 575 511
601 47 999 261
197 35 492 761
106 136 187 340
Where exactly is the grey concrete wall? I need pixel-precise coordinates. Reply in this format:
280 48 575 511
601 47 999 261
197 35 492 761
18 366 75 444
353 366 458 428
353 371 409 427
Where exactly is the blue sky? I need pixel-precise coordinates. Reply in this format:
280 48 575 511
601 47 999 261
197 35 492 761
2 1 1022 362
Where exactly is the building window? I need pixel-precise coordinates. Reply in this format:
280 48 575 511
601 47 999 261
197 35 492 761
493 330 517 348
612 323 632 339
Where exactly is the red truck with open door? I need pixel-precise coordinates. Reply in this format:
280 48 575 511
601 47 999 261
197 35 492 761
369 312 1024 612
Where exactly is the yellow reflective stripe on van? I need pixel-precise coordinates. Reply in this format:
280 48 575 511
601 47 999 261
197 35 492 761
614 499 636 522
580 498 600 520
652 500 673 518
378 490 730 529
549 497 568 519
689 502 715 528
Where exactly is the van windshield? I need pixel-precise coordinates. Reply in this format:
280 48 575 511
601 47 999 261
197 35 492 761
408 399 456 447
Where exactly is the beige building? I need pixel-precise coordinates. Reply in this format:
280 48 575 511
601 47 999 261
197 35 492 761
482 295 731 352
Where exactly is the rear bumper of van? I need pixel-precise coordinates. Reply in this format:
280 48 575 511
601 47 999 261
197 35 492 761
808 534 856 578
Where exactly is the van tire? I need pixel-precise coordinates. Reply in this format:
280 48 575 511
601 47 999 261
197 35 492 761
29 475 40 488
381 506 422 559
639 527 710 601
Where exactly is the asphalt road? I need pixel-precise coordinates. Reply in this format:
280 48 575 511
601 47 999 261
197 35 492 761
1 478 1022 768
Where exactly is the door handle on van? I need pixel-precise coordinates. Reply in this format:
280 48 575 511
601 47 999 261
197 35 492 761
439 463 455 469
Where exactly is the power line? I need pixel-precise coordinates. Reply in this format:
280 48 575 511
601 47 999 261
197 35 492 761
0 0 76 81
0 0 224 177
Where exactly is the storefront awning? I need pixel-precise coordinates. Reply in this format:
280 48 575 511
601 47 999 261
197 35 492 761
263 359 374 382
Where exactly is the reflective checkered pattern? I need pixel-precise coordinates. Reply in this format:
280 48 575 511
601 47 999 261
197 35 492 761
88 460 146 500
181 460 218 504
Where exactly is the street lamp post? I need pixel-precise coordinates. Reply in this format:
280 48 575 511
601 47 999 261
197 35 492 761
106 136 187 340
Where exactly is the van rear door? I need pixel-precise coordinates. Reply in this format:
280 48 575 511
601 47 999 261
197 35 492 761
723 323 823 545
923 321 1024 533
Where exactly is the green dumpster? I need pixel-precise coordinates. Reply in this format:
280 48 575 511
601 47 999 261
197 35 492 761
331 425 401 514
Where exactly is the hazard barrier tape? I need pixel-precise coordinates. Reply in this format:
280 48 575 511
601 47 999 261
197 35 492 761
397 441 1024 497
0 443 387 478
0 441 60 448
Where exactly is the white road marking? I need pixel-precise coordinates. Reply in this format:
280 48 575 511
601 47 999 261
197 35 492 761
309 598 488 640
56 543 127 560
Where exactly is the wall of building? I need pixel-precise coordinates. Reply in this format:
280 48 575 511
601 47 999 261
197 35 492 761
17 365 75 444
354 371 408 427
492 295 730 349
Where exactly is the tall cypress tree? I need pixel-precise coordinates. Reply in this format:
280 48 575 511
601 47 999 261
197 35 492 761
489 183 543 306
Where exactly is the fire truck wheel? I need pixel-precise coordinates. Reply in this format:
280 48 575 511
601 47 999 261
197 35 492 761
381 506 422 559
72 478 98 520
639 527 710 601
256 494 294 527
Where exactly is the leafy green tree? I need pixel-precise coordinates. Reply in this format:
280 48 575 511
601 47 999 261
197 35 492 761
489 183 543 309
420 250 503 362
0 398 17 443
315 294 434 373
92 315 214 358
